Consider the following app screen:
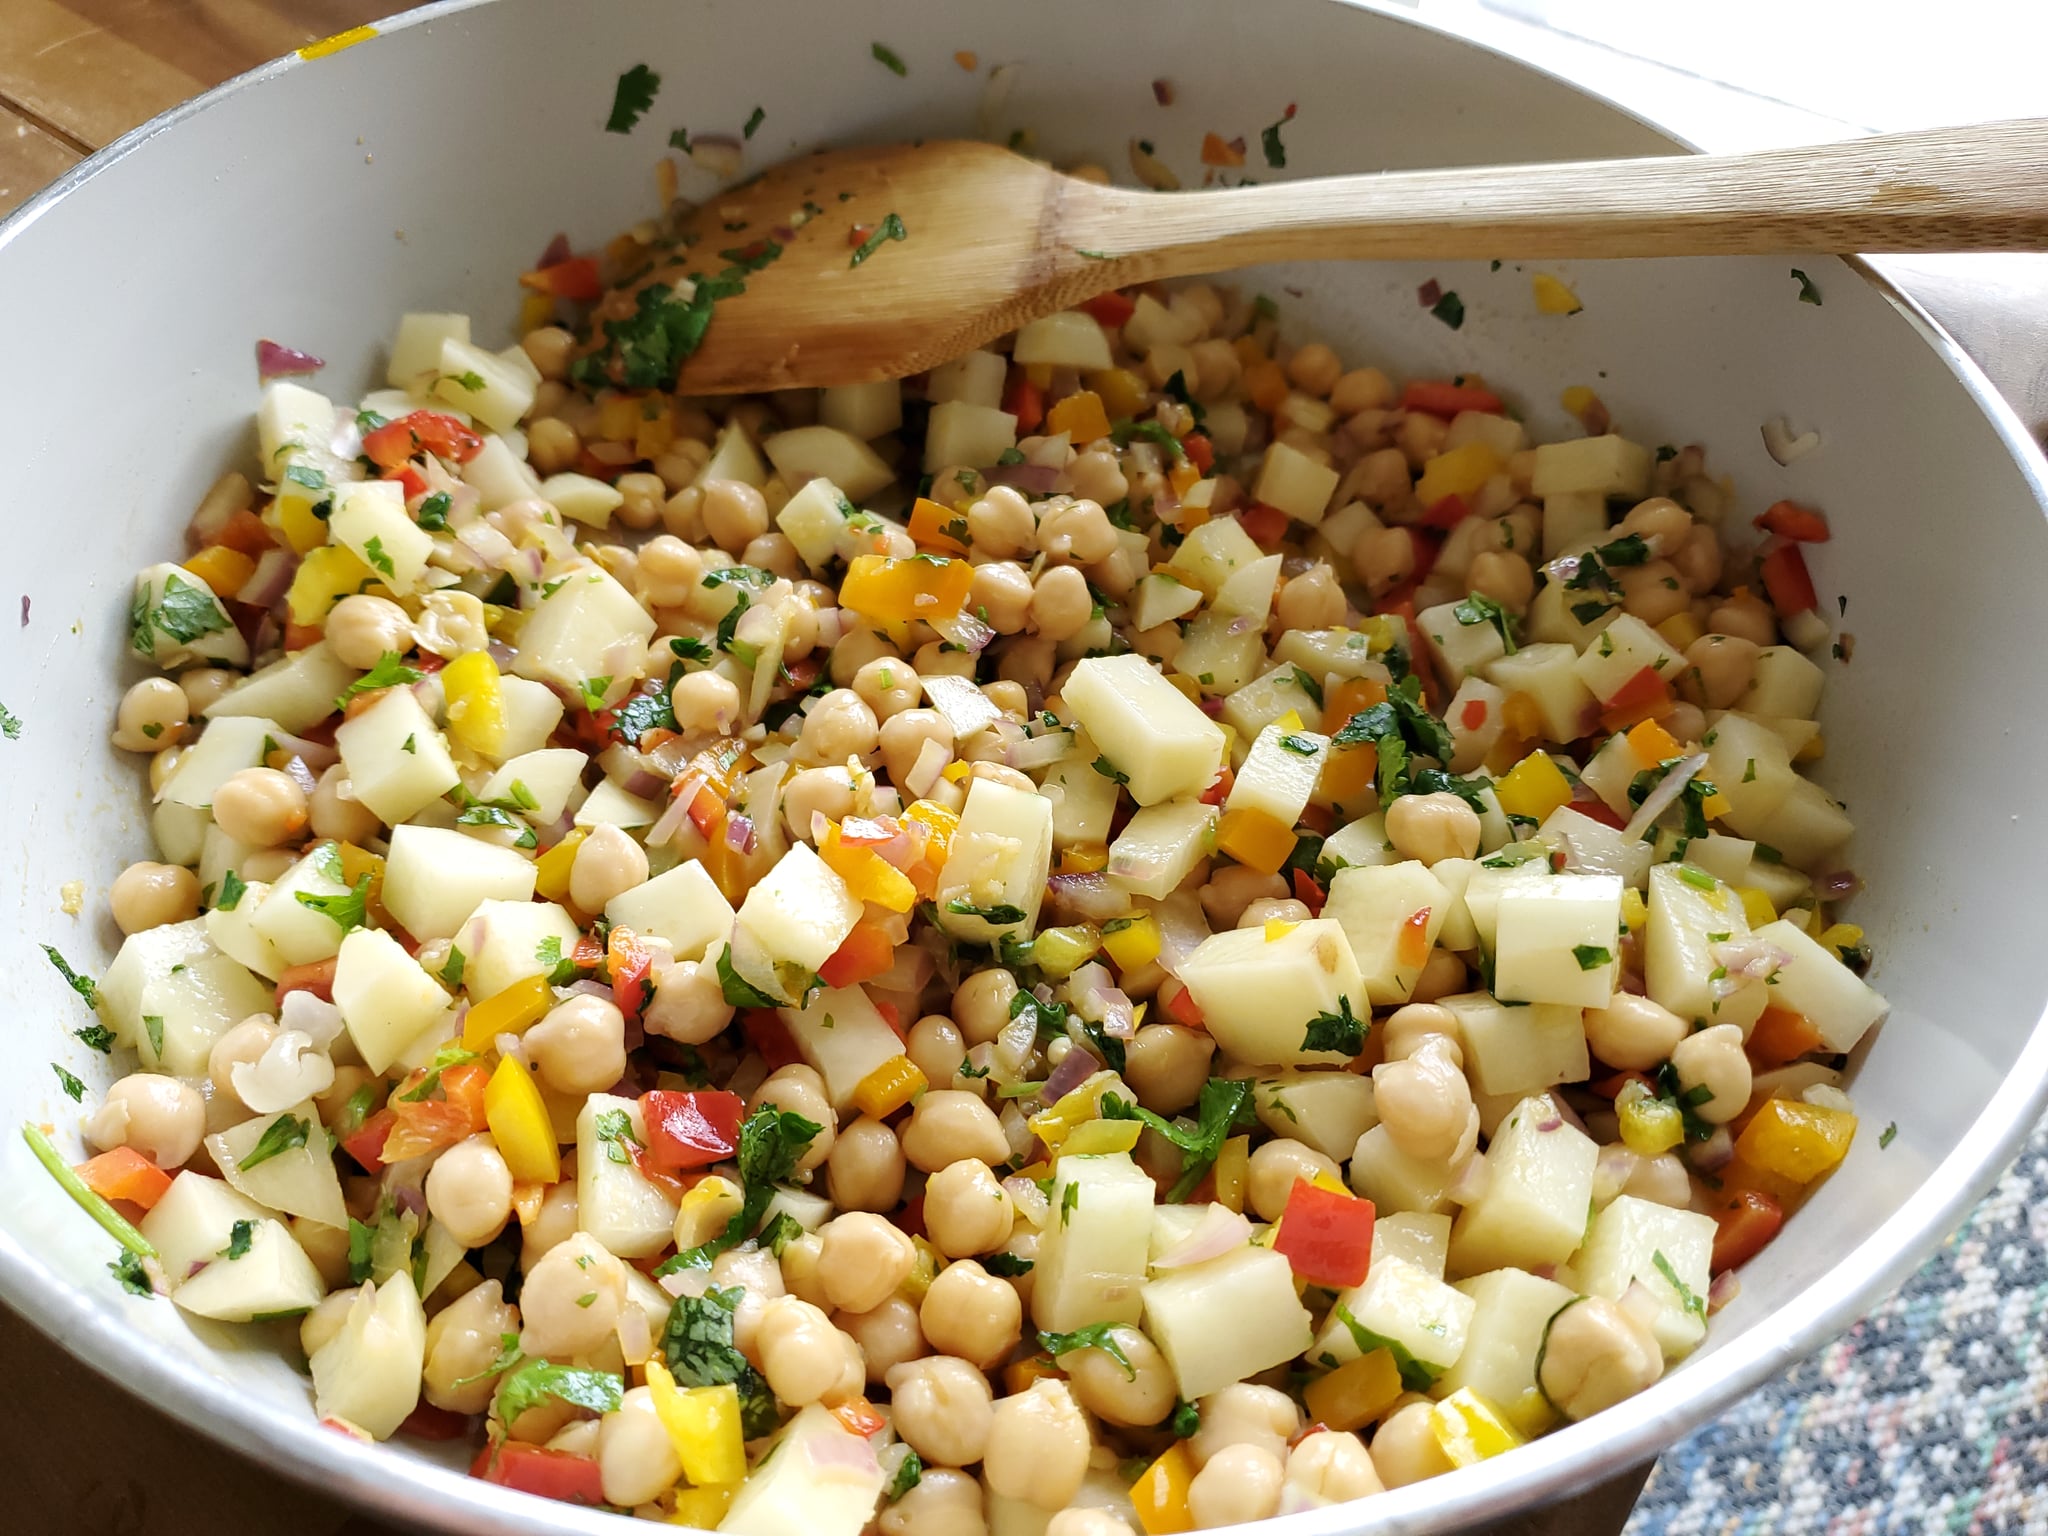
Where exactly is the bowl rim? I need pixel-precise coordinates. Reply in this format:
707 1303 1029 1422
5 2 2048 1532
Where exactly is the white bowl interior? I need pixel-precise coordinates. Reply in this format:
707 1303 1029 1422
4 1 2047 1531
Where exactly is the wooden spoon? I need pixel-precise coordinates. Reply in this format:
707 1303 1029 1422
642 120 2048 394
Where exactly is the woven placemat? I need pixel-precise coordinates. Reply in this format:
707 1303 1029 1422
1626 1117 2048 1534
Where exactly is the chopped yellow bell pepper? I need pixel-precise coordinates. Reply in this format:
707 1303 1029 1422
1031 925 1101 979
840 554 974 625
1532 274 1583 315
1657 612 1706 651
441 649 508 760
853 1055 928 1119
1414 441 1502 508
1625 719 1684 771
647 1365 747 1487
1500 691 1547 745
1619 888 1648 934
1303 1349 1403 1431
1795 732 1827 764
1085 368 1148 421
1213 1135 1250 1213
667 1485 737 1528
534 827 588 903
819 823 917 912
907 497 972 556
1493 751 1573 822
1617 1082 1684 1157
1816 922 1863 959
517 293 555 335
1428 1388 1527 1467
1060 1119 1143 1156
463 973 555 1051
484 1056 561 1184
1263 917 1299 943
1100 912 1160 970
286 544 380 626
903 798 959 864
1700 788 1734 821
1003 1355 1063 1396
1735 1098 1857 1184
1560 384 1601 419
183 545 256 598
1737 887 1778 928
900 1237 942 1303
1046 390 1112 445
598 394 642 443
270 494 329 555
1028 1073 1113 1156
1057 842 1111 875
675 1177 746 1249
1131 1443 1196 1536
636 410 677 463
1216 807 1298 876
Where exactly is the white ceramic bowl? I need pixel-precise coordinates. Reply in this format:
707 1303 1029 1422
4 1 2046 1531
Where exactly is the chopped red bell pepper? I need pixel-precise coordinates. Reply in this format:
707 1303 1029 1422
1162 980 1205 1029
1420 493 1471 530
1198 766 1235 807
1399 380 1504 419
386 464 430 503
742 1009 805 1071
608 926 654 1019
382 1062 491 1163
1460 698 1490 731
1182 432 1215 474
1272 1179 1375 1288
1759 543 1818 617
73 1147 173 1211
1080 290 1137 328
400 1402 474 1441
1569 795 1627 831
1405 528 1442 586
831 1398 888 1438
1710 1189 1785 1273
819 922 895 988
1238 501 1290 546
341 1107 398 1173
276 956 337 1006
571 930 606 970
1290 867 1327 917
640 1089 746 1173
212 507 276 557
519 256 604 303
1754 500 1831 543
1003 372 1045 435
363 411 484 471
1601 665 1671 713
1397 907 1433 970
472 1441 607 1505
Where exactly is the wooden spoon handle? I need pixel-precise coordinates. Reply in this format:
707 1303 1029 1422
1071 117 2048 274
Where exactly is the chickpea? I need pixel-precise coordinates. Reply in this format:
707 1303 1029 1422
1670 1022 1752 1124
1583 993 1688 1072
85 1072 205 1167
1468 549 1536 614
755 1296 850 1407
1370 1400 1455 1487
524 994 628 1097
1685 634 1760 710
424 1279 520 1413
919 1259 1021 1370
1192 1384 1300 1468
1672 524 1724 594
112 678 189 752
1393 410 1449 468
521 325 575 381
325 594 413 669
827 1115 906 1212
1123 1025 1215 1115
915 639 978 680
1270 565 1342 634
426 1135 515 1248
521 1181 579 1272
1200 866 1287 929
637 535 705 609
1048 1510 1135 1536
1145 343 1197 391
1037 499 1118 565
1536 1297 1663 1419
1237 896 1310 929
110 861 200 935
1619 559 1690 626
839 1294 927 1381
1190 1443 1284 1528
1385 791 1481 866
1617 496 1692 551
1708 591 1776 648
778 1231 832 1310
564 824 646 914
997 636 1057 693
1665 700 1707 744
526 416 581 475
1381 1003 1460 1063
300 1290 357 1360
924 1159 1015 1259
642 954 735 1044
984 1378 1090 1509
309 766 382 845
1187 338 1242 401
210 767 310 848
148 745 185 797
745 532 803 580
750 1065 836 1172
1348 447 1413 509
776 770 854 847
881 1466 989 1536
1068 449 1131 507
1063 1324 1176 1427
545 1419 602 1457
670 669 742 733
798 689 880 766
850 659 921 723
699 478 769 553
907 1014 970 1089
1030 565 1095 642
967 487 1037 558
1331 368 1395 416
1283 344 1338 398
710 1247 787 1355
952 969 1020 1047
887 1356 996 1467
1286 1430 1386 1503
900 1091 1010 1173
1627 1152 1695 1208
1411 948 1468 1004
208 1015 280 1104
816 1212 918 1315
519 1233 626 1359
1373 1036 1476 1163
661 484 707 542
177 667 238 715
1247 1138 1342 1223
1355 525 1417 593
598 1386 686 1507
602 470 662 532
967 562 1035 635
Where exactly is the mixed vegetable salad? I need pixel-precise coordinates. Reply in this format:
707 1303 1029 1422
48 184 1888 1528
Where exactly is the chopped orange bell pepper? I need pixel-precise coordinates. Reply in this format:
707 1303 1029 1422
1414 442 1503 509
1084 368 1148 420
1132 1443 1196 1535
1046 390 1112 445
1734 1097 1856 1184
1321 744 1377 803
818 823 917 912
1244 359 1289 414
852 1055 928 1119
907 497 971 556
839 554 974 625
1625 718 1685 771
1303 1349 1404 1431
73 1146 174 1211
819 921 896 989
1216 806 1298 876
182 545 257 598
1056 842 1110 874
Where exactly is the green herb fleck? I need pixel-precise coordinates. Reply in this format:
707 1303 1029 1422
42 946 98 1009
51 1063 84 1101
1791 268 1822 306
1652 1249 1707 1318
335 651 423 711
850 212 908 267
1430 291 1465 330
605 64 662 134
1573 944 1613 971
871 42 908 75
1038 1322 1135 1379
742 105 766 139
240 1114 312 1170
1302 996 1366 1056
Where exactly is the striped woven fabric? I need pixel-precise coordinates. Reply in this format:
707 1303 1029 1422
1627 1120 2048 1534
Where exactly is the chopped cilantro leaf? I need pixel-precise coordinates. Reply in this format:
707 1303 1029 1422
415 491 451 531
984 1251 1034 1277
1791 268 1823 306
1573 944 1613 971
1302 996 1366 1056
1452 592 1519 654
715 947 783 1009
42 945 98 1008
871 42 908 75
885 1448 923 1502
496 1357 624 1423
335 651 423 711
1430 291 1465 330
1091 755 1130 786
51 1063 84 1101
221 1219 254 1261
1038 1323 1136 1379
605 63 662 134
1653 1249 1707 1318
1099 1078 1256 1201
149 573 231 646
742 105 766 139
594 1107 642 1165
850 212 909 267
240 1113 312 1170
213 869 248 912
663 1286 780 1437
74 1024 115 1054
295 873 371 933
1290 666 1324 707
944 898 1028 926
1880 1121 1898 1149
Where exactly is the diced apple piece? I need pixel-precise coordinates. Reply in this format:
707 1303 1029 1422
206 882 284 978
1177 919 1365 1067
605 859 733 961
1106 800 1216 900
819 381 902 440
1492 872 1622 1009
1143 1245 1313 1401
1524 579 1619 651
1536 807 1653 888
776 477 856 571
461 434 542 510
476 749 588 825
1374 1212 1452 1279
159 715 283 810
1530 435 1653 498
1427 859 1481 951
1742 777 1854 870
245 845 351 967
934 777 1054 945
133 947 274 1075
451 898 579 1002
1321 813 1395 873
1442 991 1590 1097
736 843 861 979
573 779 662 830
719 1404 886 1536
1421 600 1507 683
1312 1254 1474 1379
923 402 1018 473
765 425 896 503
578 1094 682 1258
1542 491 1608 561
387 313 469 388
1212 553 1284 621
1130 573 1202 632
310 1273 427 1439
431 336 535 433
1012 312 1113 372
1220 664 1324 744
782 986 902 1112
1033 1153 1156 1332
330 480 433 597
697 420 768 488
380 824 537 942
1448 1093 1598 1276
540 472 624 528
1323 862 1451 1005
208 1098 349 1229
96 919 206 1045
333 928 454 1073
1065 655 1226 806
172 1214 327 1323
205 643 356 735
257 379 337 468
1043 736 1118 848
1700 712 1796 834
1174 612 1266 694
1437 1268 1577 1433
508 566 657 696
1739 645 1825 719
1644 864 1767 1033
334 687 460 825
1484 644 1597 744
1576 1195 1717 1359
140 1172 269 1284
1166 518 1264 598
1253 441 1340 525
1750 919 1888 1051
153 801 207 866
926 350 1007 408
1571 614 1684 702
497 676 565 760
1228 723 1327 828
1254 1071 1378 1162
1271 628 1391 685
1347 1125 1459 1216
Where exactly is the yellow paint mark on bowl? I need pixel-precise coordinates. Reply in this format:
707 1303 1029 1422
299 25 377 60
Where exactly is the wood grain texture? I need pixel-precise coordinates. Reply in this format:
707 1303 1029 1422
0 104 82 214
663 123 2048 391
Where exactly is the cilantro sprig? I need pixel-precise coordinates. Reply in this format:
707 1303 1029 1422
1099 1078 1256 1201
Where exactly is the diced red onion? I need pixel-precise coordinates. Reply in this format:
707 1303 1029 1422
930 608 995 655
568 979 615 1003
618 766 670 801
455 521 516 568
495 1032 528 1068
1621 752 1708 841
1099 987 1136 1039
278 755 319 798
1226 617 1254 636
1042 1045 1098 1103
1536 1116 1564 1134
646 788 693 848
1045 874 1130 925
394 1185 428 1219
1708 1270 1742 1313
1709 937 1791 996
1009 730 1074 772
1551 1097 1591 1138
726 813 756 854
985 461 1061 494
1198 694 1225 718
1593 1143 1639 1205
905 738 950 799
812 608 847 649
1689 1125 1735 1173
536 231 572 269
1004 1174 1051 1227
1152 892 1211 978
1817 868 1861 898
1531 1263 1557 1282
1446 1150 1489 1205
257 339 325 378
1418 279 1443 307
236 547 298 609
268 729 339 771
1154 1205 1255 1270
